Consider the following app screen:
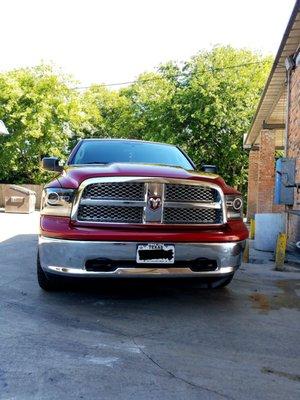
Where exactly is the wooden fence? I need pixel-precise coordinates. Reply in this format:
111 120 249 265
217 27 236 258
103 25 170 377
0 184 44 210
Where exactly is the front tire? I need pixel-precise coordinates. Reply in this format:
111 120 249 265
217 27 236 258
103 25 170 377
37 253 59 291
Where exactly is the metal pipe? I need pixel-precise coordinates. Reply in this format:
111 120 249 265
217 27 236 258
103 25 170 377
284 67 292 157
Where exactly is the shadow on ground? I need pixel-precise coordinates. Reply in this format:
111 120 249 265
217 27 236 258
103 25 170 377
1 232 300 400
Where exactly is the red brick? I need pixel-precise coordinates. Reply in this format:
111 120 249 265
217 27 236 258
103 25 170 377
257 130 276 213
247 150 259 219
287 66 300 246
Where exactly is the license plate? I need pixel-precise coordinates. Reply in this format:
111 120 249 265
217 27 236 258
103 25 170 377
136 243 175 264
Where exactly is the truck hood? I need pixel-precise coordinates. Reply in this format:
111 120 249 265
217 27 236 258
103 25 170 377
48 163 237 194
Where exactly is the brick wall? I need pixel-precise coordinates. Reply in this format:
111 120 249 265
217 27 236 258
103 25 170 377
246 130 284 219
257 130 276 213
247 150 259 218
287 66 300 246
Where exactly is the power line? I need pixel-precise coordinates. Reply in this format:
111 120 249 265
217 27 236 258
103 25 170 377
72 60 272 90
73 78 163 90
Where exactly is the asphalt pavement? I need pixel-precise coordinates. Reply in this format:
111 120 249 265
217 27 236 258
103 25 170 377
0 211 299 400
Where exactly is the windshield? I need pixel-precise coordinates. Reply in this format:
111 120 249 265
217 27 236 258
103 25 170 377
70 140 194 170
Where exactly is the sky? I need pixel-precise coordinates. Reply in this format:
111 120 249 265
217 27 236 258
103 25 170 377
1 0 296 87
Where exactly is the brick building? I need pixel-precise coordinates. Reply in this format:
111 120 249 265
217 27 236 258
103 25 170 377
244 0 300 249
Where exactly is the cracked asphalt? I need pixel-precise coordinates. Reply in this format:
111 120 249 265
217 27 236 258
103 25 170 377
0 212 299 400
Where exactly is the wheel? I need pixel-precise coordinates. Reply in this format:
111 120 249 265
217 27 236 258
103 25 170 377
208 274 234 289
37 253 59 291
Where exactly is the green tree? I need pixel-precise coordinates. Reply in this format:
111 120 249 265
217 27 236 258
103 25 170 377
78 85 136 141
0 65 83 183
121 46 272 192
174 46 272 191
121 70 178 142
0 46 272 192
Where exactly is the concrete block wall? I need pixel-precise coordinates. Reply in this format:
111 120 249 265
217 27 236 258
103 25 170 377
0 184 43 210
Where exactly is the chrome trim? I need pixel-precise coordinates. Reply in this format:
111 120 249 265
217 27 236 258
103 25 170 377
46 266 236 278
38 236 245 278
164 201 221 209
71 176 227 226
144 182 164 223
80 199 146 207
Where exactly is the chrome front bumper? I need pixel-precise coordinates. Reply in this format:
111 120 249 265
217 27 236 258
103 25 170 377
38 236 245 278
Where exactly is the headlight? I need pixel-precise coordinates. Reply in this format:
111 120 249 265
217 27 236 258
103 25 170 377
225 195 243 220
41 188 75 216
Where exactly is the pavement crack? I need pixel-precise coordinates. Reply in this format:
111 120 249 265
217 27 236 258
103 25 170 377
131 337 234 400
261 367 300 382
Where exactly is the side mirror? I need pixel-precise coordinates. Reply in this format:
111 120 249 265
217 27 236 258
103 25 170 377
42 157 63 172
202 164 218 173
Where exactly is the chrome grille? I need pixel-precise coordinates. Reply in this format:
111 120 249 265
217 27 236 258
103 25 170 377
165 184 218 202
77 205 143 223
163 208 222 224
82 182 144 201
75 178 224 225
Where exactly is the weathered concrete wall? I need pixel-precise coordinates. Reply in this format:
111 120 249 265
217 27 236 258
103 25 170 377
0 184 43 210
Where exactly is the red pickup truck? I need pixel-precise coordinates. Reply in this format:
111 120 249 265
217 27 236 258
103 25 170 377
38 139 248 291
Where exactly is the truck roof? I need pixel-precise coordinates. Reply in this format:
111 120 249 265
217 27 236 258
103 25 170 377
80 138 176 147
